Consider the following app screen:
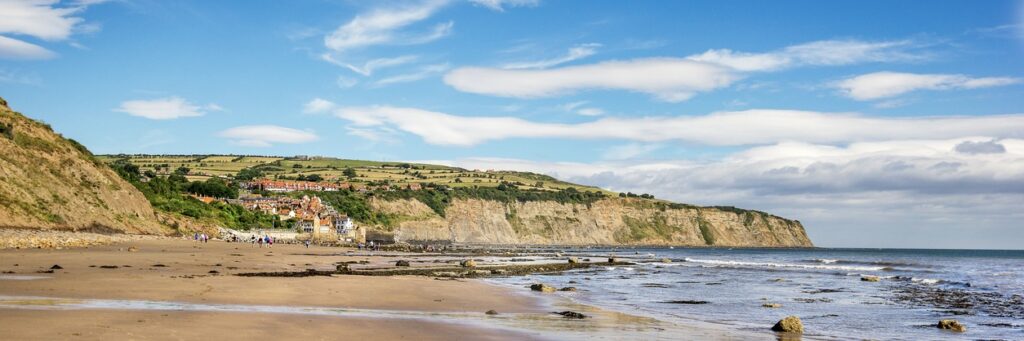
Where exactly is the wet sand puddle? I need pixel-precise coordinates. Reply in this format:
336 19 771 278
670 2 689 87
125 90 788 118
0 295 725 341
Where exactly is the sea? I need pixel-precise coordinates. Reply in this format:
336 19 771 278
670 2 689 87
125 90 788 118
489 247 1024 340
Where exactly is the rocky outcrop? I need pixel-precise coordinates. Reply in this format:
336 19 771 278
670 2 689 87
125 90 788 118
0 97 167 235
370 197 812 247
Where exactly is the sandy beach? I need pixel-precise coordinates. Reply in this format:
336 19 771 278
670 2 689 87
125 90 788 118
0 238 552 340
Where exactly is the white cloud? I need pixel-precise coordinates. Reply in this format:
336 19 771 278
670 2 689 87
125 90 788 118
0 0 105 60
470 0 539 11
323 0 451 53
372 63 450 87
834 71 1021 100
303 98 336 114
115 97 218 120
445 39 921 101
577 108 604 116
687 40 924 72
0 35 56 59
444 57 738 102
218 125 319 147
501 43 600 69
331 104 1024 146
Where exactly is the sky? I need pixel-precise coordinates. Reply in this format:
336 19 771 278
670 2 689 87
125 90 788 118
1 0 1023 249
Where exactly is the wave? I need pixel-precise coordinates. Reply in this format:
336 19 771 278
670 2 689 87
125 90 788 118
803 258 928 268
684 257 889 272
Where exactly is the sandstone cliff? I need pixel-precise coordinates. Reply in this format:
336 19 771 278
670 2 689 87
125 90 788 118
370 197 813 247
0 97 167 234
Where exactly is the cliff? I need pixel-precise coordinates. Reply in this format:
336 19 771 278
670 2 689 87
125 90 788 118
370 197 813 247
0 97 168 234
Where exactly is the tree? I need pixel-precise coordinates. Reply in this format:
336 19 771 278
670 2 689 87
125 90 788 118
305 174 323 182
174 166 190 175
343 167 357 179
235 167 263 181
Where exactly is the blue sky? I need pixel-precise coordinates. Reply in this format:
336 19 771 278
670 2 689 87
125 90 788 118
2 0 1023 248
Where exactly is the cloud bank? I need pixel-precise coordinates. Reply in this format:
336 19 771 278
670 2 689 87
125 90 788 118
329 103 1024 146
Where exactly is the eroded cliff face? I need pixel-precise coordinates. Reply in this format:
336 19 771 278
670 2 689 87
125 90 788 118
0 98 167 234
370 197 812 247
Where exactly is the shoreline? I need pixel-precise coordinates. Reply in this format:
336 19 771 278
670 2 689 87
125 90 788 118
0 236 739 340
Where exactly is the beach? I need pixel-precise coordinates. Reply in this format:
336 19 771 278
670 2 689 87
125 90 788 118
0 237 739 340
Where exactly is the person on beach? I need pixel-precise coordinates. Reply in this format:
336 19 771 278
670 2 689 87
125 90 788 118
193 232 198 243
258 236 263 248
304 240 310 248
267 236 273 248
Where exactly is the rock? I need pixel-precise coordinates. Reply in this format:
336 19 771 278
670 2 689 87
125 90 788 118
559 287 577 292
485 310 498 315
395 260 411 267
208 270 219 274
530 283 557 293
660 258 672 263
861 275 881 282
127 246 138 252
336 264 350 272
50 264 63 270
489 269 507 275
460 259 477 268
664 300 709 304
469 270 491 276
608 257 618 263
937 319 967 332
763 303 782 308
553 311 587 319
99 265 118 269
432 271 460 278
567 257 579 264
771 316 804 333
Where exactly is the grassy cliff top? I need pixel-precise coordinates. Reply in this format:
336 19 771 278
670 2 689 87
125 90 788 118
96 154 610 194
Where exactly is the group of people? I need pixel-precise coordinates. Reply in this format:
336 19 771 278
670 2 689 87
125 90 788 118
250 235 274 248
192 233 210 243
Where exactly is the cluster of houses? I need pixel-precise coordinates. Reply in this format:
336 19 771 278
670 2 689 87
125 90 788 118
242 178 422 193
228 195 364 242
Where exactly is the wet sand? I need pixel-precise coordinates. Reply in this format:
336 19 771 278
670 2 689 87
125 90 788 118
0 238 541 340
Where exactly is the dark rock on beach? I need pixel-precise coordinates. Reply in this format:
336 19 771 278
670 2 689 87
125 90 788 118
937 319 967 332
395 260 411 267
531 283 556 293
771 316 804 333
553 311 587 319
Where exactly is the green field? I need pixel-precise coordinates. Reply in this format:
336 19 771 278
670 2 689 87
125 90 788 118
96 154 611 194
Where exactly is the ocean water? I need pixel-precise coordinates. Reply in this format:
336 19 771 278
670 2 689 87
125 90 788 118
490 247 1024 340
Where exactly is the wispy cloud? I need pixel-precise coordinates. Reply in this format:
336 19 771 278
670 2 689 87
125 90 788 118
834 71 1021 100
445 39 924 102
602 143 663 160
114 97 221 120
687 39 927 72
445 58 738 102
330 104 1024 146
322 55 418 76
0 0 107 60
303 98 336 114
559 101 604 116
501 43 600 69
218 125 318 147
323 0 451 54
373 63 450 87
469 0 539 12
